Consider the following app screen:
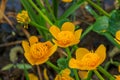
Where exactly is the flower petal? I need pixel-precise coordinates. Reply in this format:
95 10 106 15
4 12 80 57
29 36 38 46
76 48 89 60
95 44 106 64
22 41 30 53
35 56 49 65
74 29 82 40
69 58 80 69
116 30 120 41
48 44 57 57
61 22 75 32
24 52 36 65
49 25 60 39
44 41 53 48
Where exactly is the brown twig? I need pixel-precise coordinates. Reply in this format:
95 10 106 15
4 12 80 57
37 65 43 80
0 40 22 47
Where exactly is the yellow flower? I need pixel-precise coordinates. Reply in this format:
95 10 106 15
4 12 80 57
69 44 106 70
28 73 38 80
62 0 72 3
115 75 120 80
115 30 120 44
49 22 82 48
16 10 31 28
54 68 74 80
22 36 57 65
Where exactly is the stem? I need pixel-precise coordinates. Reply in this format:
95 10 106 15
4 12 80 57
94 70 104 80
52 0 59 18
85 70 93 80
86 0 110 17
103 32 120 49
45 0 56 21
46 61 60 71
37 65 43 80
29 21 49 31
65 47 71 60
81 25 93 39
28 0 53 25
73 69 80 80
98 66 115 80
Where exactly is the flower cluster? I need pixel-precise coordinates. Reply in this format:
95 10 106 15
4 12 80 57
16 10 31 28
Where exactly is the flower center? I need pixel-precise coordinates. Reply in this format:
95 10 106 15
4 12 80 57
56 31 75 45
79 53 100 68
30 43 48 59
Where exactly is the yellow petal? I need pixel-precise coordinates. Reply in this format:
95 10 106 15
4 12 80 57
118 65 120 72
43 68 49 80
24 52 36 65
114 38 120 44
78 70 88 79
95 44 106 65
29 36 38 46
54 75 61 80
69 58 80 69
61 22 75 32
35 56 49 65
62 68 71 76
48 44 57 57
74 29 82 40
28 73 38 80
116 30 120 41
22 41 30 53
76 48 89 60
49 25 60 39
44 41 53 48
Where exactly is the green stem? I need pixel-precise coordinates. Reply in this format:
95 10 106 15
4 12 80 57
81 25 93 39
73 69 80 80
45 0 56 21
28 0 53 25
65 47 71 60
52 0 59 18
85 70 93 80
86 0 110 17
94 70 104 80
46 61 60 71
98 66 115 80
103 32 120 49
29 21 49 31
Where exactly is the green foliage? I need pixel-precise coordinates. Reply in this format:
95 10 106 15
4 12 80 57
92 16 109 34
57 57 68 70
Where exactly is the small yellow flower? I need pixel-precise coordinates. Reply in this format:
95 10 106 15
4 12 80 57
22 36 57 65
16 10 31 28
115 75 120 80
62 0 72 3
49 22 82 48
28 73 38 80
54 68 74 80
78 70 88 79
115 30 120 44
69 44 106 70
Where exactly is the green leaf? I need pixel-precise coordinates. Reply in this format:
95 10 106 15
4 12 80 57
108 10 120 35
1 64 14 71
16 63 32 70
59 0 84 19
57 57 68 70
92 16 109 33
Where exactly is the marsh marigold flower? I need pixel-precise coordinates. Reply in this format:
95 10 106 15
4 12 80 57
54 68 74 80
16 10 31 28
69 44 106 70
22 36 57 65
115 30 120 44
49 22 82 48
62 0 72 3
115 75 120 80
